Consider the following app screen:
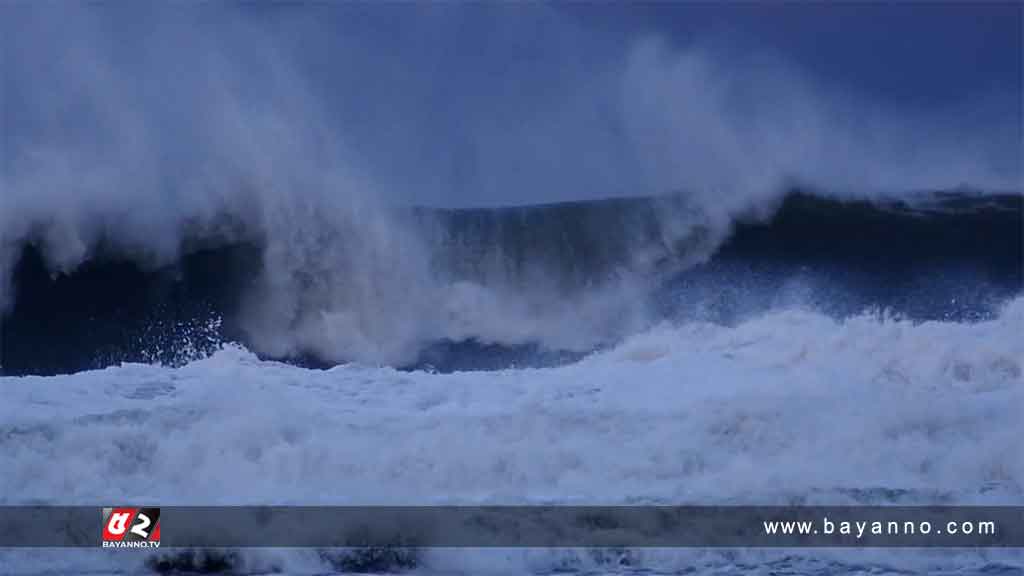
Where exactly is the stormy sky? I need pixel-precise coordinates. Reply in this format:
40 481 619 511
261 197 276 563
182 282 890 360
2 2 1021 208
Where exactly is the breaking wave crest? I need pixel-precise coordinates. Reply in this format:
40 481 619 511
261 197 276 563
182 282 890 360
0 187 1020 375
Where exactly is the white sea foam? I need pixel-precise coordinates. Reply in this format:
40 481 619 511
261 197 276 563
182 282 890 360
2 299 1021 573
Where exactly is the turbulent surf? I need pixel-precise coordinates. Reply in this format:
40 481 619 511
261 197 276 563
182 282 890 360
1 187 1019 375
2 179 1022 575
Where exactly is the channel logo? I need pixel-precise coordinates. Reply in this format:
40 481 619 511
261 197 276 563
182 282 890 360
102 507 161 549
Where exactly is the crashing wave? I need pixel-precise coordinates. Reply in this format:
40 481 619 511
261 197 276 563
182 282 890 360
0 188 1020 375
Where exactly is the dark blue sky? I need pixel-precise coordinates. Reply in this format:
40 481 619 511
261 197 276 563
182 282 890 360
4 2 1022 205
565 2 1021 110
235 2 1022 111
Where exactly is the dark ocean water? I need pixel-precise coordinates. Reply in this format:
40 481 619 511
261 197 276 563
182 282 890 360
1 190 1020 376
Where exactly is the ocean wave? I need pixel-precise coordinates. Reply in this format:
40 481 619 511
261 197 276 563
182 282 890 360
1 188 1020 375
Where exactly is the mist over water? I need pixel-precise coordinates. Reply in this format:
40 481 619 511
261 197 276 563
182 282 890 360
1 3 1020 369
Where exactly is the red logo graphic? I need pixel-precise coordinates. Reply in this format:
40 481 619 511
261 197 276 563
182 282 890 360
102 507 161 548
